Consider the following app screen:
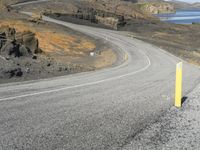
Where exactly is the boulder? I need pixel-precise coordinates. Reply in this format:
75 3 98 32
0 26 15 40
2 67 23 78
21 31 40 54
19 45 32 56
6 27 16 39
0 27 41 57
1 41 24 57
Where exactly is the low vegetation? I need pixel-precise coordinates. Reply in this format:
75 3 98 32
0 18 117 83
1 0 200 82
121 21 200 65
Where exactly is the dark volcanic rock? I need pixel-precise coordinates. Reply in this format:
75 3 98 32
1 41 22 57
2 67 23 78
48 8 126 30
0 26 42 80
0 32 6 49
0 26 41 58
0 26 16 40
21 31 41 54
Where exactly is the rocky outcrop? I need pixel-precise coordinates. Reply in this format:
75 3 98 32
18 31 40 54
137 2 175 14
95 16 120 30
28 13 43 24
45 0 149 30
0 26 41 79
86 0 175 16
48 7 126 30
17 0 160 29
2 68 23 78
0 26 41 58
85 0 150 19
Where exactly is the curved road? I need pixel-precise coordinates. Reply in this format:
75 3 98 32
1 2 200 149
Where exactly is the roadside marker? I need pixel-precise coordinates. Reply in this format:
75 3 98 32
175 62 183 108
124 53 128 61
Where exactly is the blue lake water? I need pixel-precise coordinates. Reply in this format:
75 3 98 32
155 9 200 24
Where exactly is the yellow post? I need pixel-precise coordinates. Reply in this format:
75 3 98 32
175 62 183 108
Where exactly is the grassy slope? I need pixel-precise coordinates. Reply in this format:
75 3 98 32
120 19 200 65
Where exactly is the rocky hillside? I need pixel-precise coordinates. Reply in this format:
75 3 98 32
193 3 200 8
85 0 149 19
0 26 41 79
0 26 40 58
6 0 174 30
0 0 119 83
136 2 175 14
122 0 175 14
18 0 154 30
169 1 200 9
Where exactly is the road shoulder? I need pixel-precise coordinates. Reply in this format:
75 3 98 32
123 83 200 150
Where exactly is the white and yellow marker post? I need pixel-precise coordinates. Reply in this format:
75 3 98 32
175 62 183 108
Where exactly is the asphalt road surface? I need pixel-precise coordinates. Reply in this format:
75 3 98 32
1 3 200 150
10 0 50 7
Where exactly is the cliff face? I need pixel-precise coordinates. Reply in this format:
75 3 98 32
80 0 152 28
0 26 40 58
95 16 119 30
137 2 175 14
50 8 126 30
86 0 150 20
39 0 151 30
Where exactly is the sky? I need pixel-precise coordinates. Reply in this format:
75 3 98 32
180 0 200 3
165 0 200 3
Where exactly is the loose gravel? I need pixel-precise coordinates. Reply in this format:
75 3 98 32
124 83 200 150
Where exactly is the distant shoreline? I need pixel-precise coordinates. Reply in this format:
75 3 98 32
155 9 200 24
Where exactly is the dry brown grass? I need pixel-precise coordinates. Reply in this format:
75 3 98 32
94 49 117 69
0 19 117 69
0 20 96 58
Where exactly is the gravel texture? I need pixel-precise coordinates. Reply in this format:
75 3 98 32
124 83 200 150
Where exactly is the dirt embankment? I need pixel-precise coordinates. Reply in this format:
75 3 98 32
0 17 117 84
